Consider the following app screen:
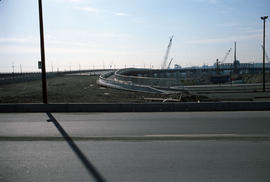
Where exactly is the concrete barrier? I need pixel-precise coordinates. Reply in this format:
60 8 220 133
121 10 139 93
114 68 181 88
98 76 166 94
0 69 114 85
0 102 270 112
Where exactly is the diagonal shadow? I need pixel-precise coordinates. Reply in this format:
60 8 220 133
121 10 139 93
46 112 106 182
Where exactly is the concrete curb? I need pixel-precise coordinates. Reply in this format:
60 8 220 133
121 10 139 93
1 135 270 141
0 102 270 112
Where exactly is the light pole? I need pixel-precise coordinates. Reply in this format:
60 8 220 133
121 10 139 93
261 16 268 92
38 0 48 103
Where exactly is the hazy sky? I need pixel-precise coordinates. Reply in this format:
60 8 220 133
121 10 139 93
0 0 269 72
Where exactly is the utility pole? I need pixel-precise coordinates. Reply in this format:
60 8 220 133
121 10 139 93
216 59 219 75
234 42 237 63
261 16 268 92
20 64 22 73
38 0 48 103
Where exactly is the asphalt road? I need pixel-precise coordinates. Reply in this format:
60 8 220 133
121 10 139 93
1 111 270 182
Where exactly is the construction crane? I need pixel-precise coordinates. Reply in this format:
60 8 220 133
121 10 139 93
161 35 173 69
215 48 231 71
216 48 231 70
221 48 232 64
167 58 173 69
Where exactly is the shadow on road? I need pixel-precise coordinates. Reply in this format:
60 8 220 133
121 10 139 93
46 112 106 182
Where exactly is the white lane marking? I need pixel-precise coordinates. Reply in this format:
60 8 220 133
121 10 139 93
145 134 238 137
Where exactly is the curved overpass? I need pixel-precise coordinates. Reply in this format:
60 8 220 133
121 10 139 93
97 68 183 94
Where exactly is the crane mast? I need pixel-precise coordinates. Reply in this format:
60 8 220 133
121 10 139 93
161 35 173 69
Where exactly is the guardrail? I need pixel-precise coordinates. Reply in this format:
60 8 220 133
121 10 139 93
114 68 182 88
0 72 59 85
0 69 114 85
98 70 166 93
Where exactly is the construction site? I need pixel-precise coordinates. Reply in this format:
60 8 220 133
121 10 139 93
1 36 270 103
96 36 270 101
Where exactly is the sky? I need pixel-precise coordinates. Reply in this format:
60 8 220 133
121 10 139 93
0 0 270 72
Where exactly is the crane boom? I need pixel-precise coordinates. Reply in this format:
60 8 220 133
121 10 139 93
167 58 173 69
161 35 173 69
221 48 232 63
266 51 270 63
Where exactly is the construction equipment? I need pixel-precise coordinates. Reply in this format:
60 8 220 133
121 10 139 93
221 48 232 64
266 51 270 63
167 58 174 69
161 35 173 69
215 48 231 70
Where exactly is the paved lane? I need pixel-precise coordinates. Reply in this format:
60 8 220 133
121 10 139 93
1 111 270 182
1 140 270 182
1 111 270 138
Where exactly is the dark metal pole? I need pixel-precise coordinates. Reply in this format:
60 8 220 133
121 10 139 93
261 16 268 92
38 0 48 103
216 59 219 75
262 17 266 92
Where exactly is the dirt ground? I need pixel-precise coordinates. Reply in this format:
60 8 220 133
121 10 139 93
0 75 187 103
1 74 269 103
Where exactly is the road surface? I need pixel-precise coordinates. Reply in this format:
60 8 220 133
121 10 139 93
1 111 270 182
